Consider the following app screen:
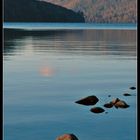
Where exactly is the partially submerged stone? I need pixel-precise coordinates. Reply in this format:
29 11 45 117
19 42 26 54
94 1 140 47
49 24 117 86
90 107 105 113
129 86 136 90
123 93 132 96
56 134 79 140
103 102 113 108
75 95 99 106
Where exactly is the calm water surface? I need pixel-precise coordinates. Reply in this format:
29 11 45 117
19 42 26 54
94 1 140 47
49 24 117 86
3 22 137 30
4 24 137 140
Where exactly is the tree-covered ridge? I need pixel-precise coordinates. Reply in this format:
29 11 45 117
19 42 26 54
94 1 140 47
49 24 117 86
43 0 137 23
4 0 85 22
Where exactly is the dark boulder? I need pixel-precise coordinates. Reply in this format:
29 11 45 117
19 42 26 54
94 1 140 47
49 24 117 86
75 95 99 106
90 107 105 113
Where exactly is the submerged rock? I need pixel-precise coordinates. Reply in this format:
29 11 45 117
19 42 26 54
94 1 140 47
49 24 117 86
56 134 79 140
103 102 113 108
129 86 136 90
75 95 99 106
90 107 105 113
123 93 132 96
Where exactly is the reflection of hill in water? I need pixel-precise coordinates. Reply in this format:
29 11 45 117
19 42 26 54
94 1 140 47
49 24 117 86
4 29 136 57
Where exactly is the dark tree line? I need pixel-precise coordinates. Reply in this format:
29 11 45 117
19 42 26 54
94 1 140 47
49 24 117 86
4 0 85 22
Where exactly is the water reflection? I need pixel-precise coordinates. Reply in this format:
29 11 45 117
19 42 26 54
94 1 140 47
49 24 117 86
4 29 136 57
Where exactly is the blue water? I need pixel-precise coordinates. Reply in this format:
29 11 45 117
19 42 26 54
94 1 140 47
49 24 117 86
3 22 137 30
4 23 137 140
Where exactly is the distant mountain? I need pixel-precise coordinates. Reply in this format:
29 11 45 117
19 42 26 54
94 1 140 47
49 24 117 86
43 0 137 23
4 0 85 22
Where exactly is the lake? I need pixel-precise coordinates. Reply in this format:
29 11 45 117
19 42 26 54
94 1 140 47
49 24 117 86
3 23 137 140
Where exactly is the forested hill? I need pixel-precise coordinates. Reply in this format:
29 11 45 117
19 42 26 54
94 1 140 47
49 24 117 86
4 0 85 22
43 0 137 23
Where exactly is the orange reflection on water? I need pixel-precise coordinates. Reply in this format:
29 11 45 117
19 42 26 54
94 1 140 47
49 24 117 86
40 66 55 77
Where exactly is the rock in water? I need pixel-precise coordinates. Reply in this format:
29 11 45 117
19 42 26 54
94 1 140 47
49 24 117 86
110 98 130 109
90 107 105 113
114 100 130 109
129 86 136 90
123 93 131 96
103 103 113 108
75 95 99 106
56 134 79 140
110 98 120 105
